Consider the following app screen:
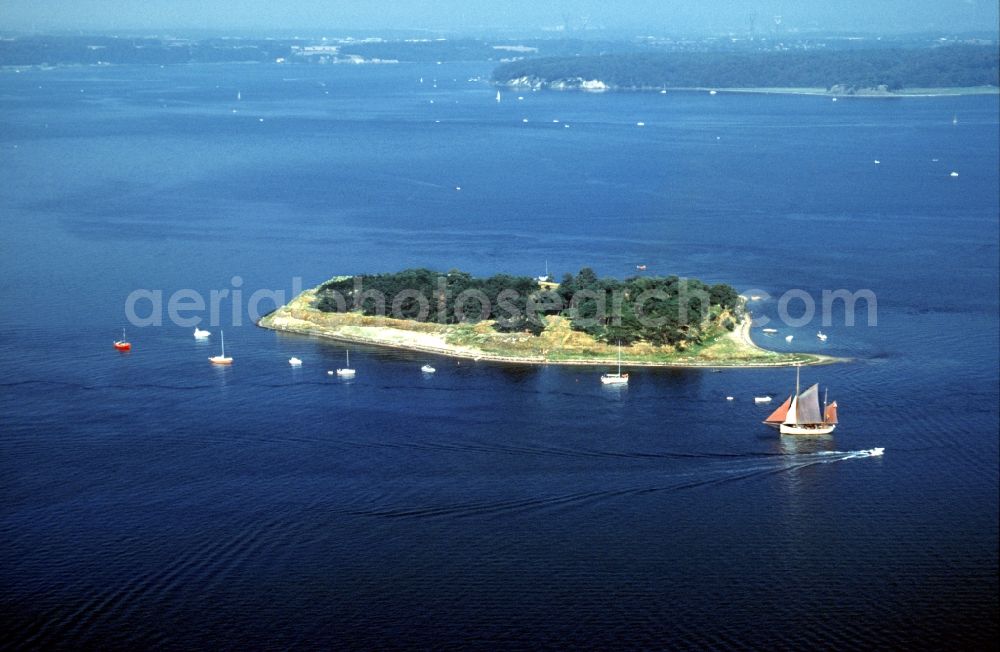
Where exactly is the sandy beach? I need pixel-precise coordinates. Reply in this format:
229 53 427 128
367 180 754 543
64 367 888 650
259 288 838 368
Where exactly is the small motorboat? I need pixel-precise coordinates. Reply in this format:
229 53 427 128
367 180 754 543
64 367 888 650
726 396 734 401
114 328 131 351
289 357 302 367
421 364 436 374
754 396 772 404
817 331 828 341
636 264 647 271
194 327 211 339
762 328 778 335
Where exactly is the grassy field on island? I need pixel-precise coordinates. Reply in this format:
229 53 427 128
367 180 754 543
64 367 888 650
260 288 835 368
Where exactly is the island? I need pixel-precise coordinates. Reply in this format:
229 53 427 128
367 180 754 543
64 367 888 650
258 268 836 368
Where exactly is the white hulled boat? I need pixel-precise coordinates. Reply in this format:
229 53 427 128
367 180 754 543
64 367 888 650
335 350 355 377
600 342 629 385
763 366 838 435
536 260 550 283
209 330 232 365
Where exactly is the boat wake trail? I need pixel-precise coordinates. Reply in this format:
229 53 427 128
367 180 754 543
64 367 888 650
344 448 885 521
816 447 885 460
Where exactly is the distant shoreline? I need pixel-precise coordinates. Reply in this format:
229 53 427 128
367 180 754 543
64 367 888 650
667 86 1000 99
501 81 1000 98
675 85 1000 97
258 288 840 369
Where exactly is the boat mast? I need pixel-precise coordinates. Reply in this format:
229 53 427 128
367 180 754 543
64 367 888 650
617 341 622 375
346 350 350 367
221 330 225 357
823 388 828 424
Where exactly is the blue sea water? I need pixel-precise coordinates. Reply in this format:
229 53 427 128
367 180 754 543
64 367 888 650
1 62 997 649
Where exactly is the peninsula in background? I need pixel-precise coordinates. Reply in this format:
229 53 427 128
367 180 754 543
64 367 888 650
492 45 999 95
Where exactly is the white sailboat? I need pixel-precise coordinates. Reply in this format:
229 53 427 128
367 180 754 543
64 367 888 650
334 350 355 377
209 330 232 365
496 89 501 103
536 260 550 283
600 342 629 385
763 366 838 435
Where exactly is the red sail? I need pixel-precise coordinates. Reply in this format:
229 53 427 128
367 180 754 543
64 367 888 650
824 401 838 424
764 396 792 423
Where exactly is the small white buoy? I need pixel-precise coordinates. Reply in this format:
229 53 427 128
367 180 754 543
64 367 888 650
564 124 570 128
522 118 528 123
949 171 959 177
327 370 334 376
517 96 524 100
258 118 264 122
832 97 838 102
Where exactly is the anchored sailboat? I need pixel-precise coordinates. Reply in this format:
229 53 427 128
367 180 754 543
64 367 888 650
536 260 550 283
114 328 131 351
209 330 232 365
334 350 355 377
763 365 838 435
600 342 629 385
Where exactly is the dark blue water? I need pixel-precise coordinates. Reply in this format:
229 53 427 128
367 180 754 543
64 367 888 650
1 63 997 649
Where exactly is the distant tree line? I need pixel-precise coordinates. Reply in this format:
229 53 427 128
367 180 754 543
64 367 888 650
492 45 999 91
315 268 742 346
0 36 298 66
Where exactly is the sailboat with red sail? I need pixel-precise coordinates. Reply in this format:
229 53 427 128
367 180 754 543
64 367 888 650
763 365 838 435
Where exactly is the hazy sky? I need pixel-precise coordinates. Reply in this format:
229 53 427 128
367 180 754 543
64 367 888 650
2 1 997 34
